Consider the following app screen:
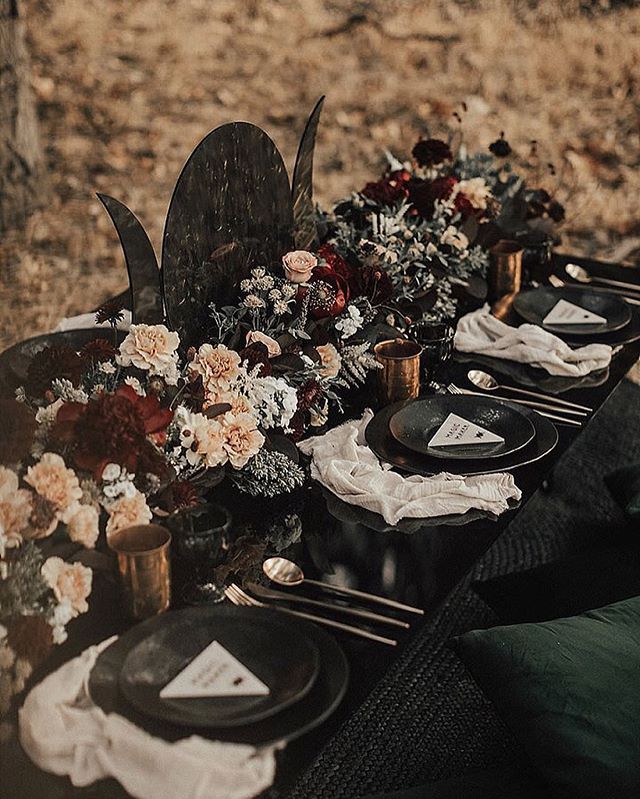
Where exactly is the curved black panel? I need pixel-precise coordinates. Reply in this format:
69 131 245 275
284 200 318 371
97 194 164 324
292 96 325 250
161 123 293 346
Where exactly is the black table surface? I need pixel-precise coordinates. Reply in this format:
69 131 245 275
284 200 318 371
5 253 640 799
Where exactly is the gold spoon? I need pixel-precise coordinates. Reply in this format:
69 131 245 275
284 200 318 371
467 369 592 412
263 557 424 615
565 263 640 293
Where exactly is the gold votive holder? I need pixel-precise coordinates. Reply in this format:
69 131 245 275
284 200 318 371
108 524 171 621
488 240 523 302
374 338 422 406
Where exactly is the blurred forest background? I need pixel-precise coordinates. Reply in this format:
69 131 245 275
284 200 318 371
1 0 639 349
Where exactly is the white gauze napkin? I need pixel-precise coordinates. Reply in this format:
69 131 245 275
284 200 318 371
298 411 521 525
19 638 279 799
454 305 612 377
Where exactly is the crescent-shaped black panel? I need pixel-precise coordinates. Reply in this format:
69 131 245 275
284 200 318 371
291 96 325 251
97 193 164 325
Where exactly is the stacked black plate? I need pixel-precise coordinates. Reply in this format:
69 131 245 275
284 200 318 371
513 286 640 346
365 395 558 477
88 605 349 746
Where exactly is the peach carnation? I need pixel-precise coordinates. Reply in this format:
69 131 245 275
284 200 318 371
67 504 100 549
117 324 180 384
189 344 243 397
220 411 265 469
0 467 31 554
41 557 92 616
106 490 152 537
316 343 342 379
190 414 228 468
24 453 82 523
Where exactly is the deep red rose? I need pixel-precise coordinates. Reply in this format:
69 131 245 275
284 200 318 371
297 379 323 412
408 176 475 220
317 243 362 298
52 384 173 479
361 170 410 206
238 341 272 376
308 266 348 319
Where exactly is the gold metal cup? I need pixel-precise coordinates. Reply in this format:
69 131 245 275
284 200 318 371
488 240 523 302
108 524 171 620
374 338 422 406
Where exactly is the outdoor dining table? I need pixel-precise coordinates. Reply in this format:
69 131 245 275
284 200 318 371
5 253 640 799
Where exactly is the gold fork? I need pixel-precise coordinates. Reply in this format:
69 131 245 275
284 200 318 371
225 584 398 646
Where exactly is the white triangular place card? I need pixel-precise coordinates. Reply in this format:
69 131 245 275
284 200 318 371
542 299 606 326
428 413 504 449
160 640 270 699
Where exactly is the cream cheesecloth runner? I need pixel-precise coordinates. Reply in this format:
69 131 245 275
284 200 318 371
298 411 521 526
454 305 612 377
19 638 279 799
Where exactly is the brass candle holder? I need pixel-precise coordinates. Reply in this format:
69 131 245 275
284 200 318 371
488 240 523 302
108 524 172 620
374 338 421 406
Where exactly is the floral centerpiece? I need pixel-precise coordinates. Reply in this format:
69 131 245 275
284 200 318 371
1 110 568 718
320 132 564 323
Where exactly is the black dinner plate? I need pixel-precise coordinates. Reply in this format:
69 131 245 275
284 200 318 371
365 399 558 477
88 605 349 746
118 608 320 728
388 395 535 460
513 286 630 335
0 328 127 397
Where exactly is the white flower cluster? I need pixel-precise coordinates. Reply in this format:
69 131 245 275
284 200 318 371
335 305 364 339
240 267 297 318
101 463 137 501
50 379 88 404
245 375 298 431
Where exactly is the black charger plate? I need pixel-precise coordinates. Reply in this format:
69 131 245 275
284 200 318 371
389 395 535 460
88 606 349 746
513 286 630 336
453 352 610 396
365 399 558 477
118 607 320 728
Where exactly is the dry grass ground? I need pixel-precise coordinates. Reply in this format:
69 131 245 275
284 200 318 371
1 0 639 349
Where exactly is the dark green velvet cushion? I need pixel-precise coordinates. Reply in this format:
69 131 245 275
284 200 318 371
606 463 640 523
451 596 640 799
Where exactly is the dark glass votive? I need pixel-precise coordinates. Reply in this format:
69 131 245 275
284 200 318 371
515 230 553 284
170 503 232 604
407 321 455 384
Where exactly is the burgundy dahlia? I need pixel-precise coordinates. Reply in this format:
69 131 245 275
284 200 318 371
489 133 512 158
52 384 173 479
411 138 452 167
361 170 410 206
25 344 84 396
80 338 118 363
